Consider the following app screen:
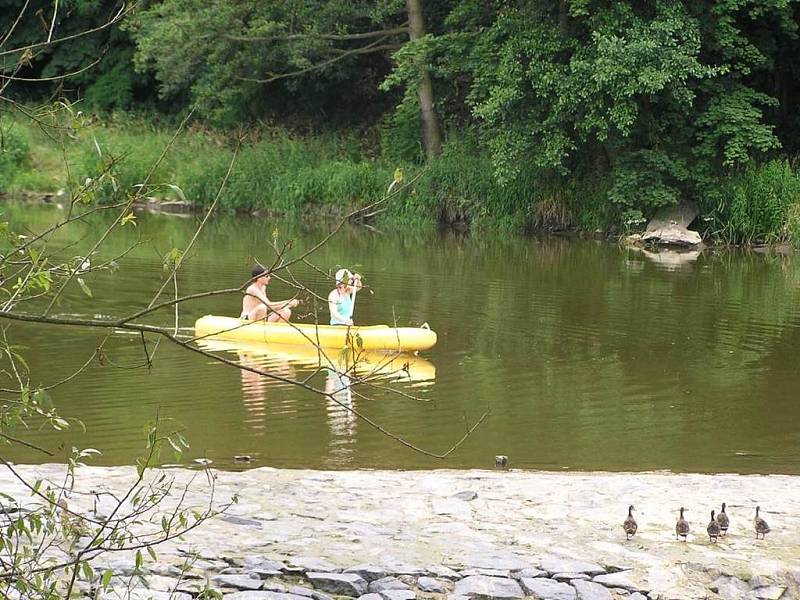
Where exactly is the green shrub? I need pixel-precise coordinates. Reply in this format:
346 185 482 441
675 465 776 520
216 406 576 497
787 204 800 247
705 160 800 244
380 93 425 165
0 124 30 192
69 122 393 214
9 170 59 193
83 48 140 111
392 135 614 232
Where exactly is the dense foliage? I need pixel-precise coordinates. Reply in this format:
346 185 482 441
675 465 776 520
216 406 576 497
4 0 800 241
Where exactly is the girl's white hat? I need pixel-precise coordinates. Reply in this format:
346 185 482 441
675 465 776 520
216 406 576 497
335 268 353 285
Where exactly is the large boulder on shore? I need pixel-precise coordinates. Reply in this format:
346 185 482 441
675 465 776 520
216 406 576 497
641 203 702 246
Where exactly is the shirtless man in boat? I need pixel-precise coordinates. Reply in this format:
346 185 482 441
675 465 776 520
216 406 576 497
241 265 299 321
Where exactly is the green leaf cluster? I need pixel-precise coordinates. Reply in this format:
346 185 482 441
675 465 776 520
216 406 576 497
421 0 796 216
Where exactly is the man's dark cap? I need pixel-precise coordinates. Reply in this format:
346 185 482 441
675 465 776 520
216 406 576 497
251 264 269 279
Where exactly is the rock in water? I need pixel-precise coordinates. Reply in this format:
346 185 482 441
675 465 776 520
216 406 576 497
641 203 702 247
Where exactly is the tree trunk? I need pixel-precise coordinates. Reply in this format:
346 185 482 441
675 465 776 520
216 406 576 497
406 0 442 157
558 0 570 38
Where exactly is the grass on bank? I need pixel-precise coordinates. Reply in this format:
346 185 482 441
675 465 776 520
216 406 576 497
2 112 800 242
0 113 615 232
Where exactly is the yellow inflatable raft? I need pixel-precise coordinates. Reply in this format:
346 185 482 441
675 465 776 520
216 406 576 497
193 315 437 352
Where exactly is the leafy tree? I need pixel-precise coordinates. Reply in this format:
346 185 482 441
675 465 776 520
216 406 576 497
129 0 403 124
422 0 798 218
0 0 151 111
7 0 800 233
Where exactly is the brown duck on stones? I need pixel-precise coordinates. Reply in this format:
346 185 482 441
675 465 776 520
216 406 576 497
707 510 721 542
754 506 771 539
676 507 689 541
716 502 729 536
623 505 638 540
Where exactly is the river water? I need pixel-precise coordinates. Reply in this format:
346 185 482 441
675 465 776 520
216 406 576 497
4 203 800 473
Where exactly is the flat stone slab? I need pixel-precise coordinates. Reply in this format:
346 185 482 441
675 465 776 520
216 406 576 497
106 591 192 600
571 579 613 600
752 587 787 600
512 568 547 579
245 558 288 572
94 556 139 577
190 557 231 572
519 578 577 600
251 567 285 579
592 572 641 592
307 572 368 597
382 562 425 576
750 575 773 589
345 565 388 582
452 491 478 501
427 565 461 580
710 576 750 600
460 568 510 578
261 580 288 593
357 595 383 600
554 573 590 582
540 558 605 576
221 515 264 528
224 594 315 600
378 591 415 600
432 498 472 518
291 558 340 573
460 554 530 572
214 574 264 590
417 576 447 593
368 577 410 593
454 575 524 600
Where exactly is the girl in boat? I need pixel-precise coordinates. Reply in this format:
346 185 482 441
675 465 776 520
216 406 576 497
328 268 362 326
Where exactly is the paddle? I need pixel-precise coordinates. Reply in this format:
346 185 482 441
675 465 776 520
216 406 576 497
349 272 361 325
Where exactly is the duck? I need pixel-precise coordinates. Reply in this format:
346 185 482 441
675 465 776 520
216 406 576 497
707 510 721 542
716 502 729 536
623 505 638 540
754 506 771 539
675 507 689 541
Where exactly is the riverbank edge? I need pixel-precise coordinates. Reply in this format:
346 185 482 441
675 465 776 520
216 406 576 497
5 111 800 245
2 464 799 599
4 191 797 255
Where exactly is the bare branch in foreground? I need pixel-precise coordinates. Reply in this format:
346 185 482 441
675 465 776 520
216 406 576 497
0 308 486 459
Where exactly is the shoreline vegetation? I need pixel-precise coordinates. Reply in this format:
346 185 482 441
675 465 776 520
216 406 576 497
2 114 800 246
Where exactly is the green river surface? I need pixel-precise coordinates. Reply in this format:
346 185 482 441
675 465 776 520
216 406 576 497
3 202 800 473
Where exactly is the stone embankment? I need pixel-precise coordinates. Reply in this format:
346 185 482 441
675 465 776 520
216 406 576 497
2 465 799 600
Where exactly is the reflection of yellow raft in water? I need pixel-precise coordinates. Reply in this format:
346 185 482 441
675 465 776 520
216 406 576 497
194 315 437 352
196 338 436 383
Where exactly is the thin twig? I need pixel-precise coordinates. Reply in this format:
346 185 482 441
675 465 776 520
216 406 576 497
0 2 129 58
42 106 197 316
0 310 481 459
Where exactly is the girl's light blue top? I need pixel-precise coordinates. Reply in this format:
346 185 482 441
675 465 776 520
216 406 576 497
330 291 355 325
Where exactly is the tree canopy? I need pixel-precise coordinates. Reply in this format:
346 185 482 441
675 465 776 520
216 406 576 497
4 0 800 222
